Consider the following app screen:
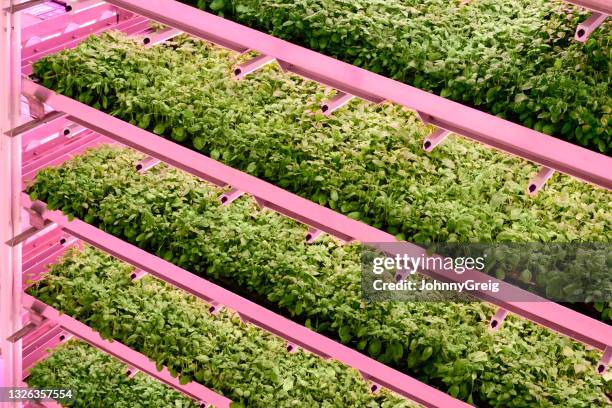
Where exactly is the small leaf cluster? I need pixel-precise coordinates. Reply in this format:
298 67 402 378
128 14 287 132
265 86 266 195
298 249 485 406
27 340 198 408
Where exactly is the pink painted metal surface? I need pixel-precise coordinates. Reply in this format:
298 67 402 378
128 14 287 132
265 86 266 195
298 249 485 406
563 0 612 14
21 2 112 42
23 133 110 184
22 294 232 408
1 0 25 392
598 347 611 374
22 323 70 375
527 166 555 195
143 27 182 46
104 0 612 191
19 80 612 355
488 308 509 331
21 4 150 75
219 187 244 205
233 54 276 80
22 197 468 408
135 155 161 172
422 128 450 152
575 12 608 42
305 227 323 243
321 91 354 116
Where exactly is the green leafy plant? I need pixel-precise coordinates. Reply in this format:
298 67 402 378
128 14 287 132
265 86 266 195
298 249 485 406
27 146 612 406
28 246 413 408
182 0 611 153
27 340 198 408
32 33 611 248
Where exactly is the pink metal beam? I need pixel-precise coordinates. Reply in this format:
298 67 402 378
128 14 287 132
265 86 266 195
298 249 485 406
22 294 231 407
574 12 608 42
233 54 276 80
21 2 114 43
21 11 149 75
104 0 612 191
562 0 612 15
372 243 612 353
143 27 183 46
22 323 70 375
19 81 612 355
321 91 354 116
22 197 468 408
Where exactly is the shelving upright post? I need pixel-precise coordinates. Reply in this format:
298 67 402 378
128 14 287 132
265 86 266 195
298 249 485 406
1 0 23 403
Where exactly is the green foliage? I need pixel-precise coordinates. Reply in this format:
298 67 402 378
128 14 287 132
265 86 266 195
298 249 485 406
27 341 198 408
27 146 611 406
28 246 412 408
32 33 611 245
182 0 611 153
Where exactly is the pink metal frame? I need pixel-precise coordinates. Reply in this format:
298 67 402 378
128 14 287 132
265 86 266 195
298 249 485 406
20 78 612 358
104 0 612 192
3 3 226 406
3 1 611 406
1 0 25 396
20 195 468 408
563 0 612 15
22 293 231 408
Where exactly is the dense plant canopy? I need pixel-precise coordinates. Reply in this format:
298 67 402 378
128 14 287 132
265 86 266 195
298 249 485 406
28 146 611 406
33 33 611 247
29 246 413 408
184 0 611 153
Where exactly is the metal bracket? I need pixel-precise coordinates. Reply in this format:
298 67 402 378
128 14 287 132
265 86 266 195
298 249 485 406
4 111 64 138
135 156 161 173
219 187 245 205
527 166 555 195
423 128 450 152
285 342 299 354
305 227 323 243
6 205 55 247
129 268 148 281
394 269 411 282
62 122 84 138
233 54 276 80
126 366 139 378
7 311 45 343
4 0 46 13
417 111 451 152
597 346 611 374
575 12 608 42
369 381 382 394
321 91 354 116
254 197 268 209
489 308 509 331
24 93 46 119
143 27 183 47
208 302 224 315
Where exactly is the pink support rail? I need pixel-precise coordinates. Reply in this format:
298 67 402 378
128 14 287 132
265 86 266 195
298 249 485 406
21 195 469 408
21 3 149 75
19 79 612 355
103 0 612 191
563 0 612 15
22 293 231 408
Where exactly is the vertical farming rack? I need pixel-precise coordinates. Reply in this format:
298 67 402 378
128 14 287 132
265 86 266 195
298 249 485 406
1 1 611 407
